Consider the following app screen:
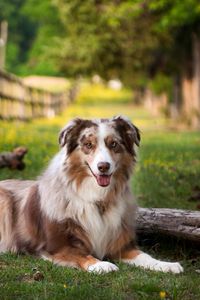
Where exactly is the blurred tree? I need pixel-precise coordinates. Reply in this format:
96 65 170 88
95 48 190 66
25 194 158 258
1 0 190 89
53 0 160 87
0 0 36 73
147 0 200 78
147 0 200 124
21 0 64 75
1 0 200 95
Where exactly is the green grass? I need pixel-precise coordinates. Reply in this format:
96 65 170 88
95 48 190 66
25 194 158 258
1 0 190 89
1 253 200 300
133 131 200 209
0 82 200 299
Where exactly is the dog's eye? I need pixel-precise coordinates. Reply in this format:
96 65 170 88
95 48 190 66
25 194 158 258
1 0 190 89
111 141 117 148
85 142 93 149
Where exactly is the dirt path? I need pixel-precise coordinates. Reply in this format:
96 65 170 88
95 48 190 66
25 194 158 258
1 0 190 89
57 82 169 132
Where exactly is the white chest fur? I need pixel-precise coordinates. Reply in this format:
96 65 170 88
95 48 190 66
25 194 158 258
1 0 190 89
80 200 126 259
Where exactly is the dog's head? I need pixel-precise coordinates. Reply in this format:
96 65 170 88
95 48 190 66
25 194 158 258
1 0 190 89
59 116 140 188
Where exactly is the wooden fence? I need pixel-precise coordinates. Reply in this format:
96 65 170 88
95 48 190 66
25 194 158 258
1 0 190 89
0 69 78 121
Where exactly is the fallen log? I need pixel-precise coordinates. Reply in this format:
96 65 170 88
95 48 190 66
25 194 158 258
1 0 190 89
0 147 28 170
136 207 200 243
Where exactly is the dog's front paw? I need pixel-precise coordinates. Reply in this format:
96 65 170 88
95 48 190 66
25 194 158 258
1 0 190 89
87 261 119 274
150 261 183 273
123 253 183 274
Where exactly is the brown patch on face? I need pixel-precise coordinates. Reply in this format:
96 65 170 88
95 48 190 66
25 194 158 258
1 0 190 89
104 135 123 154
80 134 97 155
66 152 90 189
59 119 97 154
112 117 140 156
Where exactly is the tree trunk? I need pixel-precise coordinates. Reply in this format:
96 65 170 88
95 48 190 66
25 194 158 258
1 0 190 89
136 207 200 242
170 75 182 119
0 21 8 70
191 33 200 128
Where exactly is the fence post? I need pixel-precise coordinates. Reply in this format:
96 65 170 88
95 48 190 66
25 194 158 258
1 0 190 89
0 69 77 120
0 21 8 70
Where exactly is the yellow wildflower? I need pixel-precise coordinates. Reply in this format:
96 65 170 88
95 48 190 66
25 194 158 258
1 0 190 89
159 291 166 298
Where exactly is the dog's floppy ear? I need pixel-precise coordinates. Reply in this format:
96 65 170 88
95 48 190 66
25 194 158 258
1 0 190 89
59 118 96 154
59 118 78 147
59 118 84 152
112 115 140 155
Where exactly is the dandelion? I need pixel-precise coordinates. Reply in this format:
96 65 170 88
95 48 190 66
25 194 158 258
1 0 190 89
159 291 166 298
63 284 67 289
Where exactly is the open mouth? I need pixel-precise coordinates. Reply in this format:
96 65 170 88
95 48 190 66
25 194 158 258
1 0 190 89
95 174 112 187
86 163 112 187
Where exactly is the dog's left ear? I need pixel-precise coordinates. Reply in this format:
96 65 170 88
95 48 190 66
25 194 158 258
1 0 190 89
112 116 140 155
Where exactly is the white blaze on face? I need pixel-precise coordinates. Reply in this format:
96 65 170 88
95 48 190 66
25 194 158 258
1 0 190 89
89 123 116 187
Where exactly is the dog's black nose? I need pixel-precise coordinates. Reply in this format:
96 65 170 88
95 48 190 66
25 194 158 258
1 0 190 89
97 162 110 173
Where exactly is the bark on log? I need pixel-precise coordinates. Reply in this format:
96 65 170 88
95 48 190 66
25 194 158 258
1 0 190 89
0 147 28 170
136 207 200 243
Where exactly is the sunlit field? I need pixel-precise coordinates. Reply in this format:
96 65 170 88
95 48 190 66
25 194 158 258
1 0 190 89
0 82 200 300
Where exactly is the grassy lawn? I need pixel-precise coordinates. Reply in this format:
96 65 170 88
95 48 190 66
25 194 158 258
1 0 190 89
0 82 200 299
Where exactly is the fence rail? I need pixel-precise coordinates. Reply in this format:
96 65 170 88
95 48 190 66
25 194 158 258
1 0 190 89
0 69 78 121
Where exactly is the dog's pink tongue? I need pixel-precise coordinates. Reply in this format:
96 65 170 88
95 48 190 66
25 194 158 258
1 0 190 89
96 175 111 187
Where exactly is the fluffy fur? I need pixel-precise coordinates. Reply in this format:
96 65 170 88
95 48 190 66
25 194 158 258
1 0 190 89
0 116 183 274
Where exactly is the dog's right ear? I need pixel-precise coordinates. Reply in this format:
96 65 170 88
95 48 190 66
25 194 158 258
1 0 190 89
59 118 96 154
59 119 77 147
59 118 83 150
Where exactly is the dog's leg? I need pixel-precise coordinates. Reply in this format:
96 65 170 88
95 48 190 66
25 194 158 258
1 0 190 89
0 188 17 253
86 259 119 273
118 248 183 273
41 250 119 274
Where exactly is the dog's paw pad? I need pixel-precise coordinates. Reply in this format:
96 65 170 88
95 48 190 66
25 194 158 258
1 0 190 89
87 261 119 274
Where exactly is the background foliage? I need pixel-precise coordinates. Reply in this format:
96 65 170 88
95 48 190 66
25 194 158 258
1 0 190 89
1 0 200 89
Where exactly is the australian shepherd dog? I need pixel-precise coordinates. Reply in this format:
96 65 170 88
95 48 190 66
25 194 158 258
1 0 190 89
0 116 183 274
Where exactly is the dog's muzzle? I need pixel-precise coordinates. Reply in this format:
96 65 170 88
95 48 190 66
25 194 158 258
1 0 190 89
87 162 112 187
